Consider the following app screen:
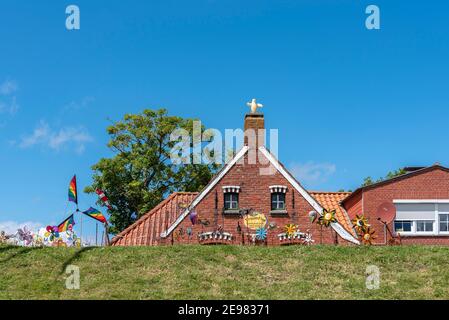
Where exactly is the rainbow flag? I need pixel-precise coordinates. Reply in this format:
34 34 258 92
83 207 107 224
68 175 78 204
58 214 75 232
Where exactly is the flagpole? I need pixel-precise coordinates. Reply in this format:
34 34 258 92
78 210 83 247
104 223 110 246
95 223 98 246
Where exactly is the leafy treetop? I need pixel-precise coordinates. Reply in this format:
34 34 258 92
85 109 218 234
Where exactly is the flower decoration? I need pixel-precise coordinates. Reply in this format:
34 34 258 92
303 232 314 245
45 226 60 242
318 209 337 227
361 228 376 245
255 228 267 241
284 224 297 237
17 227 34 246
352 215 370 233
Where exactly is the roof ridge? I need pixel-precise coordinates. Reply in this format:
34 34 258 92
342 164 449 205
309 191 352 194
173 191 200 195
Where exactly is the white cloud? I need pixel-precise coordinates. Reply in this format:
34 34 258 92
0 80 18 95
290 162 337 185
0 220 43 235
0 80 19 115
62 96 95 112
19 120 93 154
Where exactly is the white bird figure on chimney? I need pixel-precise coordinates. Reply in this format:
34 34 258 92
246 98 263 114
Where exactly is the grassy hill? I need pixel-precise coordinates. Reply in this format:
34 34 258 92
1 244 449 300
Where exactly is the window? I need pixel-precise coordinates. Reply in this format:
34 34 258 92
271 193 286 210
416 220 433 232
440 214 449 232
394 221 412 232
224 193 239 210
392 201 449 235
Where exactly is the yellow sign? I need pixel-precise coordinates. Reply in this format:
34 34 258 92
244 212 267 230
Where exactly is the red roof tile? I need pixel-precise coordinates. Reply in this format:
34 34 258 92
111 192 198 246
309 191 356 237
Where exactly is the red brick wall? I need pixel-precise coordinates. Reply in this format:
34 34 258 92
163 151 340 246
344 191 363 220
345 168 449 245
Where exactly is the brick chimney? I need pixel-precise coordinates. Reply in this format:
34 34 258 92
244 113 265 148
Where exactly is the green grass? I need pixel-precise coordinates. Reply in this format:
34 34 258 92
1 244 449 300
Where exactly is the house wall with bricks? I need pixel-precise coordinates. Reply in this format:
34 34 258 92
343 167 449 245
162 151 340 246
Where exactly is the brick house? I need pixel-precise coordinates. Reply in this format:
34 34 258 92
111 111 359 246
341 165 449 245
111 110 449 247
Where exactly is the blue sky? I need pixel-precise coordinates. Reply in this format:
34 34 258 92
1 0 449 240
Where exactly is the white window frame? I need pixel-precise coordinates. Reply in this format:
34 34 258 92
415 220 435 234
394 220 413 233
438 213 449 235
393 200 449 236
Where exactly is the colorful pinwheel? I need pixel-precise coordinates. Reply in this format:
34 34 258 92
45 226 60 242
284 224 297 237
16 227 33 246
255 228 267 241
318 209 337 227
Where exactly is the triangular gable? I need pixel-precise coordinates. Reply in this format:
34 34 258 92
161 145 359 245
258 147 359 244
160 146 249 238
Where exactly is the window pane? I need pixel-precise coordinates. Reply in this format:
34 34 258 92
440 214 449 222
440 222 449 232
224 193 238 209
271 193 285 210
278 193 285 209
417 221 424 232
403 221 412 231
395 221 412 232
417 220 433 232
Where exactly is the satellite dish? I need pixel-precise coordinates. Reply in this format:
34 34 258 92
376 202 396 224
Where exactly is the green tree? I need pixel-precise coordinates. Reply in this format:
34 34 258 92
361 168 407 187
85 109 218 234
362 177 374 187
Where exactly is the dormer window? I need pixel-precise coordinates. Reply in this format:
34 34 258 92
223 186 240 211
270 185 287 214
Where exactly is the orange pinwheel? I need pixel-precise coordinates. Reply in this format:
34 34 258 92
284 224 297 237
362 228 376 245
